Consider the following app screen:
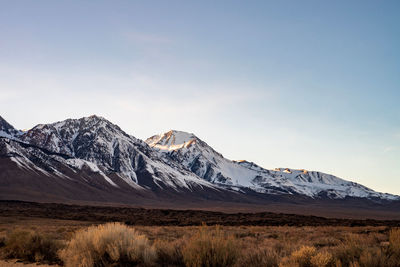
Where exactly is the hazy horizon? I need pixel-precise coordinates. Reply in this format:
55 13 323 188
1 1 399 195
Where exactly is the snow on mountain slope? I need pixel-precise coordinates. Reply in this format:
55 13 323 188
0 135 126 187
147 130 232 184
1 115 398 202
17 116 215 191
146 130 399 200
0 116 22 139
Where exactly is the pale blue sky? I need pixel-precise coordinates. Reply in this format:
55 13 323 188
1 1 399 194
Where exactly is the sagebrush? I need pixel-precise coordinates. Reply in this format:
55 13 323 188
2 230 61 264
182 225 239 267
59 222 156 267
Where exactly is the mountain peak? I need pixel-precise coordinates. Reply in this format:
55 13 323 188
32 115 111 130
20 115 135 159
84 114 107 122
146 130 198 150
50 115 119 133
0 116 14 131
0 115 21 138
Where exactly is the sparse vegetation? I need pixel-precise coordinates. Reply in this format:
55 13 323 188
1 217 400 267
387 228 400 266
154 239 185 267
1 230 61 264
235 248 279 267
279 246 334 267
59 222 157 267
182 225 239 267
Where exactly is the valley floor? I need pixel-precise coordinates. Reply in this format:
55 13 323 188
1 200 400 227
0 216 399 266
0 201 400 266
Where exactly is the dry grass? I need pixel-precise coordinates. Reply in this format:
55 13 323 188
333 234 365 266
279 246 334 267
235 248 279 267
154 239 184 267
389 228 400 255
1 217 400 267
386 228 400 267
1 230 61 264
182 226 239 267
59 222 156 267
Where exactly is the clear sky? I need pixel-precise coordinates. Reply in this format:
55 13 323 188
1 1 399 194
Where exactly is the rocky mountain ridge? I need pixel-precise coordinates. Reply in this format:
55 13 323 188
0 116 215 193
1 115 398 204
146 130 398 200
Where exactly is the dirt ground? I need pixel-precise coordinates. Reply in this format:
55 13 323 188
0 259 59 266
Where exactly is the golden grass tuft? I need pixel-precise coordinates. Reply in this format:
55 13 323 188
279 246 334 267
182 225 239 267
236 248 279 267
59 222 156 267
291 245 317 266
386 228 400 266
2 230 61 264
333 234 364 266
389 228 400 255
154 239 185 267
310 251 333 267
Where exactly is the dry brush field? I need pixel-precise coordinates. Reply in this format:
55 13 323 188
1 216 400 266
1 201 400 266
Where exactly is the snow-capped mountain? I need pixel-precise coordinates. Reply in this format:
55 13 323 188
0 116 22 139
146 130 399 200
0 115 398 208
1 116 215 192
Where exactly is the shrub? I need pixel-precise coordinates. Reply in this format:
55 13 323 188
59 222 156 267
358 248 387 267
154 239 185 267
389 228 400 255
333 234 364 266
310 251 333 267
386 228 400 267
2 230 61 264
279 246 334 267
236 248 279 267
290 246 316 267
182 225 239 267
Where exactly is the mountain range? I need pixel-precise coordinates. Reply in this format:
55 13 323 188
1 115 399 218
